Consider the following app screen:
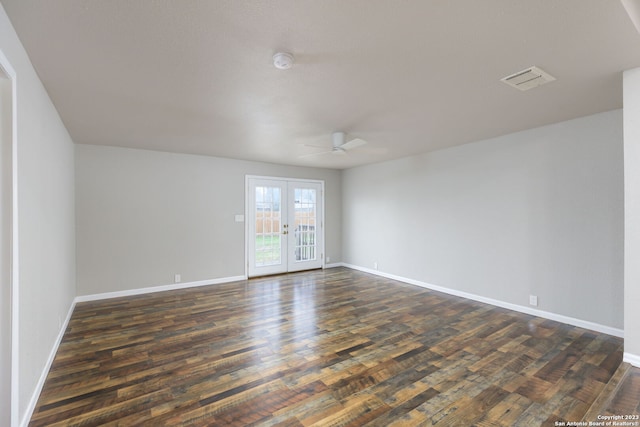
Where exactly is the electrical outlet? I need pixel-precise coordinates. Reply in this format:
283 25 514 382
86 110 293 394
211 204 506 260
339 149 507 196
175 274 181 283
326 256 331 263
529 295 538 307
374 261 378 270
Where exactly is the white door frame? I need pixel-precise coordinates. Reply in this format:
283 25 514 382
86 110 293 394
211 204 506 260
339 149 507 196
0 48 19 427
245 175 325 278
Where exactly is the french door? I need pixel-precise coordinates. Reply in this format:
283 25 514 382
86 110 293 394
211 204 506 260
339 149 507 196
247 177 323 277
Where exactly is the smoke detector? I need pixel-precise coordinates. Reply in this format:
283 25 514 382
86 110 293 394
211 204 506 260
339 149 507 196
501 66 555 91
273 52 294 70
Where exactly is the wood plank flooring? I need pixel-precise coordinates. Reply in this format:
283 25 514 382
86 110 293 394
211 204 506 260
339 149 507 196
583 362 640 423
29 267 634 426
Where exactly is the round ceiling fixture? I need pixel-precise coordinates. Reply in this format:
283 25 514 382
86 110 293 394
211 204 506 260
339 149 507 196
273 52 294 70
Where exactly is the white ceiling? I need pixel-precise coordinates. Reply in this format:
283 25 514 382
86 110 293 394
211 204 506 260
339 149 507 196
3 0 640 169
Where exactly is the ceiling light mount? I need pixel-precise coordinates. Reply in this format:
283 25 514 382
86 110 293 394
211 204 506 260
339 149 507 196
273 52 294 70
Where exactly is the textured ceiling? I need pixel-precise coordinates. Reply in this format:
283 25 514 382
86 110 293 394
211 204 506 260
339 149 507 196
3 0 640 169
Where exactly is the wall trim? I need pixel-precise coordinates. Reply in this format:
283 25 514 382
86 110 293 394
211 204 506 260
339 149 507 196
0 46 19 427
20 299 75 427
624 352 640 368
324 262 345 269
75 275 247 303
342 263 624 338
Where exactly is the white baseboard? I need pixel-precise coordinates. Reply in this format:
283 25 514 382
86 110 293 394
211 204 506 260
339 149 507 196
20 299 76 427
342 263 624 338
75 275 247 303
324 262 345 269
624 352 640 367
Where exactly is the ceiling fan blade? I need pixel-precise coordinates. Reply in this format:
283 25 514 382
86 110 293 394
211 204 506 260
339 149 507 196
340 138 367 151
299 149 333 158
299 133 366 159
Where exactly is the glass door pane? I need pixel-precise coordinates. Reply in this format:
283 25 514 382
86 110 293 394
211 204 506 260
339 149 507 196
255 186 282 266
293 187 316 262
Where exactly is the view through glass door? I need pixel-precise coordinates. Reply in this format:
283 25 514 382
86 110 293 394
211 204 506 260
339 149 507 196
247 177 323 277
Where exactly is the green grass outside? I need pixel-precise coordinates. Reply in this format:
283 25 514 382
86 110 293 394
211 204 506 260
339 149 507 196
255 233 317 264
255 235 281 264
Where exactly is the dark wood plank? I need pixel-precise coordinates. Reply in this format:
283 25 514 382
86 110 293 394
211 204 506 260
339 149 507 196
28 267 631 426
607 367 640 415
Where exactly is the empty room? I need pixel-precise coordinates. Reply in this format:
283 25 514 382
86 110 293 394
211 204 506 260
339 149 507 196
2 1 640 426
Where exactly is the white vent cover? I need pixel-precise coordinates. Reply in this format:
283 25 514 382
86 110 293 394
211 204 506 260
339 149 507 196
501 66 556 91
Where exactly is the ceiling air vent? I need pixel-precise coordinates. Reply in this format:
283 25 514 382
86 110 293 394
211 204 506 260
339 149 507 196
501 66 556 91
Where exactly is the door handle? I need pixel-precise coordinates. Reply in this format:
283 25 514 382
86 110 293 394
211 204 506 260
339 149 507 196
282 230 288 235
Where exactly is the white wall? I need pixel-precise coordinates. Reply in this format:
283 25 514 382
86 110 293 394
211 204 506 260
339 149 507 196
0 4 76 425
75 145 342 296
624 68 640 364
343 110 624 330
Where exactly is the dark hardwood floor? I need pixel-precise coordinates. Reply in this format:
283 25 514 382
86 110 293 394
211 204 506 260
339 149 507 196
29 267 636 426
583 362 640 423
